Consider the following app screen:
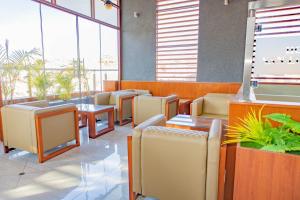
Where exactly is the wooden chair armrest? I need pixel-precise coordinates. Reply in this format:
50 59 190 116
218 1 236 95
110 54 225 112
35 107 80 163
165 98 179 120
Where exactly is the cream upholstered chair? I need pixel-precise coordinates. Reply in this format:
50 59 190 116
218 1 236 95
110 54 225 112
129 115 222 200
191 93 235 120
1 100 80 163
94 90 150 126
132 95 179 127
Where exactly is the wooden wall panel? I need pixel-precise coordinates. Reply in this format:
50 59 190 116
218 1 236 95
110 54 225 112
103 80 119 92
121 81 241 99
223 101 300 200
234 146 300 200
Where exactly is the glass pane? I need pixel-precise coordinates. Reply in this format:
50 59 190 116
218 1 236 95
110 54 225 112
42 5 78 101
101 71 118 81
101 25 119 70
56 0 91 17
78 17 101 94
95 1 118 26
0 0 42 101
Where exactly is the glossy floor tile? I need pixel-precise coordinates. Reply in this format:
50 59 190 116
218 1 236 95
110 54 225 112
0 124 132 200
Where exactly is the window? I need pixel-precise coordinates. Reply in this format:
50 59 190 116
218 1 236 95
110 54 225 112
252 5 300 84
156 0 199 81
0 0 42 100
0 0 120 103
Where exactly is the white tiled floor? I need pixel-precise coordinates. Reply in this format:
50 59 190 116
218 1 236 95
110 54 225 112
0 124 132 200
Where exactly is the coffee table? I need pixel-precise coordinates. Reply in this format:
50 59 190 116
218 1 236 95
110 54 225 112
166 114 227 132
77 104 114 139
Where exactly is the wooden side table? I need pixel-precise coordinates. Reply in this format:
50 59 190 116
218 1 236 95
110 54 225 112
77 104 115 139
179 99 192 115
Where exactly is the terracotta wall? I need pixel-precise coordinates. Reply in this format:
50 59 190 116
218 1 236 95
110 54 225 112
120 81 241 99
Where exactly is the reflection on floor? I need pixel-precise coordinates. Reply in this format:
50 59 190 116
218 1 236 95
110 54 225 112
0 124 132 200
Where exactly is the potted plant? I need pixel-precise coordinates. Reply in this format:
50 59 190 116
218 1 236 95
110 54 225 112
224 107 300 154
224 107 300 200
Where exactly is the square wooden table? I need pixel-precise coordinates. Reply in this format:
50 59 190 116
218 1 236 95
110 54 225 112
166 114 227 132
77 104 114 139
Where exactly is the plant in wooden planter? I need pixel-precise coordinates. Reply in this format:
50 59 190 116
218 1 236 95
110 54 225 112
224 107 300 154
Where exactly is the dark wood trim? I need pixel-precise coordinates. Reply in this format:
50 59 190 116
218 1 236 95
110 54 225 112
119 94 135 126
127 136 136 200
165 98 179 119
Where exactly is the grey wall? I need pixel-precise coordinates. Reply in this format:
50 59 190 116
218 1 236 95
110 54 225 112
122 0 156 81
122 0 251 82
197 0 251 82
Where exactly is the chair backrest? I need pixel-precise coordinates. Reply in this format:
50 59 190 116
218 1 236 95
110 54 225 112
109 90 135 105
132 114 166 194
19 100 49 108
133 96 164 125
140 126 208 200
203 93 235 116
206 119 223 200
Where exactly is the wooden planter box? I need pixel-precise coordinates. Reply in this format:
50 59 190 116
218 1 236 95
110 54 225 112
233 145 300 200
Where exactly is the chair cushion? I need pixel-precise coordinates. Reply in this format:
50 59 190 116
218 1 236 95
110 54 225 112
141 126 208 200
203 94 233 116
134 96 163 125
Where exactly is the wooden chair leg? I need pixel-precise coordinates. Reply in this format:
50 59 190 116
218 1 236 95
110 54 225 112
4 146 9 153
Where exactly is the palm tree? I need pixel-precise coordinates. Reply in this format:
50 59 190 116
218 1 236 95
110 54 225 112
0 41 41 103
10 48 41 97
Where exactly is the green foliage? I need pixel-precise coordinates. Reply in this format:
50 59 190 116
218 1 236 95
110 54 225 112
0 42 41 102
264 113 300 134
224 107 300 154
31 60 53 100
55 68 75 100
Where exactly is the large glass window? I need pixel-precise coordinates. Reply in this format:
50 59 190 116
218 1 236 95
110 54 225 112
0 0 120 103
56 0 91 17
0 0 42 101
78 17 102 93
101 25 119 84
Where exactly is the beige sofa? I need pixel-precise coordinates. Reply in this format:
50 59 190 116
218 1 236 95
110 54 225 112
1 100 80 163
129 114 222 200
191 93 235 120
132 95 179 126
94 89 150 126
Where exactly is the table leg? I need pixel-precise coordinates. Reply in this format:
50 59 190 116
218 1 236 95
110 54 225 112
87 113 97 138
79 113 87 128
108 109 115 131
87 110 115 139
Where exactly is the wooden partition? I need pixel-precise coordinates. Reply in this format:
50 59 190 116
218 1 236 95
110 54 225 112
222 100 300 200
120 81 241 99
103 80 119 92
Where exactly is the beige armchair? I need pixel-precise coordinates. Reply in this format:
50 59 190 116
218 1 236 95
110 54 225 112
128 115 222 200
94 89 151 126
132 95 179 127
191 93 235 120
1 100 80 163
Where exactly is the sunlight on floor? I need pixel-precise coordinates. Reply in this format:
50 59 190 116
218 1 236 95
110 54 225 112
0 124 132 200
